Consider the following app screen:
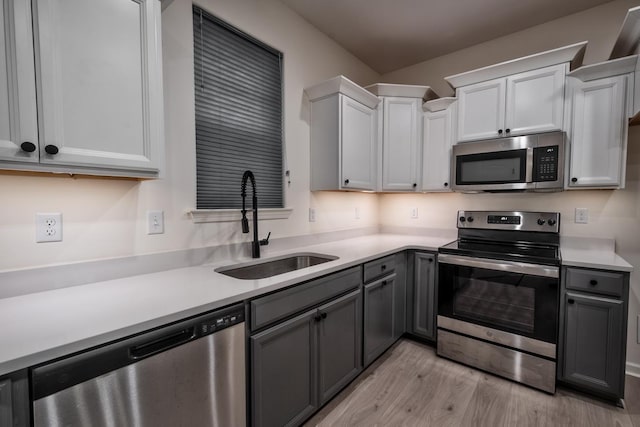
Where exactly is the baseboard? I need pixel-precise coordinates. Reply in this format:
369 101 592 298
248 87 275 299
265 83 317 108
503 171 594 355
627 362 640 378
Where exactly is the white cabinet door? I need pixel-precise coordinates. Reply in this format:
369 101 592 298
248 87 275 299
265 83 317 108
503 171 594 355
0 0 38 163
341 95 376 190
456 79 505 142
33 0 163 175
568 75 627 188
422 105 455 192
506 64 565 136
382 97 419 191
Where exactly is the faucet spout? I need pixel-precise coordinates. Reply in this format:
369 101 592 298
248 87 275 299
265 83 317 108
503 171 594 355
241 170 261 258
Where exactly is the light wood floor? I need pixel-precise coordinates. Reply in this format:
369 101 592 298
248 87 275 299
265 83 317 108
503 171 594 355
305 339 640 427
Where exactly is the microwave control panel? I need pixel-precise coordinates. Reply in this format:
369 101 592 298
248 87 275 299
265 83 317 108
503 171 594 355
533 145 559 181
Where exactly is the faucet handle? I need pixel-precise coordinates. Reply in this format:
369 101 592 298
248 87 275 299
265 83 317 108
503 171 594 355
260 232 271 246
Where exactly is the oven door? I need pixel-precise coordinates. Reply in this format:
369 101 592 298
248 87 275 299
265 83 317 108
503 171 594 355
438 254 559 344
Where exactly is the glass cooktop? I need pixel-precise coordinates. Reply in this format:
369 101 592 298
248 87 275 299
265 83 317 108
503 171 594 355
439 238 560 266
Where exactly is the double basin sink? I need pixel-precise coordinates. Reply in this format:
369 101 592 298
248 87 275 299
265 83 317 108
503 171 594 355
216 253 338 280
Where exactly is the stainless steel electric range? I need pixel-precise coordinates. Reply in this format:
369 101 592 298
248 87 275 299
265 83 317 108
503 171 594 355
437 210 561 393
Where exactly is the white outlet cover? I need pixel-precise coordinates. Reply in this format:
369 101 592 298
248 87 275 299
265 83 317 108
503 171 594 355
308 208 316 222
355 207 360 219
411 207 419 219
36 213 62 242
147 210 164 235
575 208 589 224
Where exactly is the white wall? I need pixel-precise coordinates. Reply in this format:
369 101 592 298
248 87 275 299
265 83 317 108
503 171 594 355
380 0 640 370
0 0 380 271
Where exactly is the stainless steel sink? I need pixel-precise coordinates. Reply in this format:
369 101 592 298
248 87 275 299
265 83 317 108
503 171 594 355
215 253 338 280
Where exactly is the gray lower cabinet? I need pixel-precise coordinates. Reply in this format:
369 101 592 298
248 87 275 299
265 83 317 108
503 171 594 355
0 370 30 427
251 289 362 427
558 266 630 401
363 274 396 366
317 291 362 404
393 252 407 339
409 251 437 340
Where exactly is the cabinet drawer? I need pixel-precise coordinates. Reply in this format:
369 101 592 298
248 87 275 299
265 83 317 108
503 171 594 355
363 255 396 283
250 266 361 331
565 267 625 298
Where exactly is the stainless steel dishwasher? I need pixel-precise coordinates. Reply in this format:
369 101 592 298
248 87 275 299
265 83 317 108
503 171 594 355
31 303 246 427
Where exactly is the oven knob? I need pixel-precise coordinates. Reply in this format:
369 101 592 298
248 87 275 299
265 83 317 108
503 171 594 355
548 219 556 226
537 218 546 225
459 216 466 223
466 216 474 223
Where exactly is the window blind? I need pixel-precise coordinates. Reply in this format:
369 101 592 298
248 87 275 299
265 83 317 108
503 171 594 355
193 6 283 209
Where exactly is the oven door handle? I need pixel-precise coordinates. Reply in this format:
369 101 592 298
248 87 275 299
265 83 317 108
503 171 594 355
438 254 559 278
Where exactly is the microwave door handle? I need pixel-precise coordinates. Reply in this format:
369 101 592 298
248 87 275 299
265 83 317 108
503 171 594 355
526 147 533 183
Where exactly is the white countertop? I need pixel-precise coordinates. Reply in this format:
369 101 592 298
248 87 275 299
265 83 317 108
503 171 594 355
0 233 632 377
560 242 633 272
0 234 452 376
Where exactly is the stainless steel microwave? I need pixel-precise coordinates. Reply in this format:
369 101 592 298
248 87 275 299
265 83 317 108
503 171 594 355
451 131 565 192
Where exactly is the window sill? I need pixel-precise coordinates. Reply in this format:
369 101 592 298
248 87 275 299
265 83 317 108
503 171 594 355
189 208 293 223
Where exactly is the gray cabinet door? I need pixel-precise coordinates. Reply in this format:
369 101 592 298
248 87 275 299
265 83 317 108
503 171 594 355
317 290 362 404
0 370 30 427
251 310 318 427
363 275 395 366
561 291 625 398
412 252 436 340
393 252 407 339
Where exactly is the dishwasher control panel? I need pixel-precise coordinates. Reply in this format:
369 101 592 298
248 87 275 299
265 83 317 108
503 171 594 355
197 305 245 337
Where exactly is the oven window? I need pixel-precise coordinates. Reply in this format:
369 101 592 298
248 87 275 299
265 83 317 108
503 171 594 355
438 263 558 343
456 149 527 184
453 273 535 334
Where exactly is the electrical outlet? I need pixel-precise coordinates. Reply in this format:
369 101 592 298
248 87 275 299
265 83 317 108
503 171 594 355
309 208 316 222
36 213 62 242
355 207 360 219
147 210 164 235
575 208 589 224
411 207 419 219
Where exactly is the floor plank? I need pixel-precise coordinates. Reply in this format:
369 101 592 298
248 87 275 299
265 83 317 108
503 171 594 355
305 339 638 427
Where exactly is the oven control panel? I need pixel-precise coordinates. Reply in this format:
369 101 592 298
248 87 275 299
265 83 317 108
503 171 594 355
457 211 560 233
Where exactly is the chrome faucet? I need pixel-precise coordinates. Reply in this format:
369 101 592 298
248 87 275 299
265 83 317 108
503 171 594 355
241 170 270 258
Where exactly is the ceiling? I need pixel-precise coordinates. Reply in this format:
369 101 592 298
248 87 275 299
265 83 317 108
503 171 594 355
280 0 615 74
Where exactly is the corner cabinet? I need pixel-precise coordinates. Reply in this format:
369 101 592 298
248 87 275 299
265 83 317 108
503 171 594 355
306 76 379 191
422 98 456 191
366 84 437 192
0 0 164 178
379 97 421 191
558 266 630 402
455 64 566 142
565 56 635 189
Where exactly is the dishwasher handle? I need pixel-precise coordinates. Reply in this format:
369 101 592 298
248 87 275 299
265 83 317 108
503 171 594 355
129 327 196 360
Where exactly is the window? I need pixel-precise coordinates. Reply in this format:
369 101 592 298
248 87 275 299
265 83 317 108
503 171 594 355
193 6 283 210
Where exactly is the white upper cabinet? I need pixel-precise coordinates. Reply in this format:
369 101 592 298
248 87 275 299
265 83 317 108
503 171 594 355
306 76 379 191
456 79 505 142
341 95 377 190
366 84 437 192
456 64 566 142
0 0 164 178
33 0 163 176
422 98 456 192
380 97 420 191
566 74 629 189
0 0 38 163
505 65 566 135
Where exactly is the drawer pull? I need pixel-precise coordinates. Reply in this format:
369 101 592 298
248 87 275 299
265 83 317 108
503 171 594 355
589 279 598 286
381 280 387 287
381 264 386 270
321 312 327 319
567 298 575 304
